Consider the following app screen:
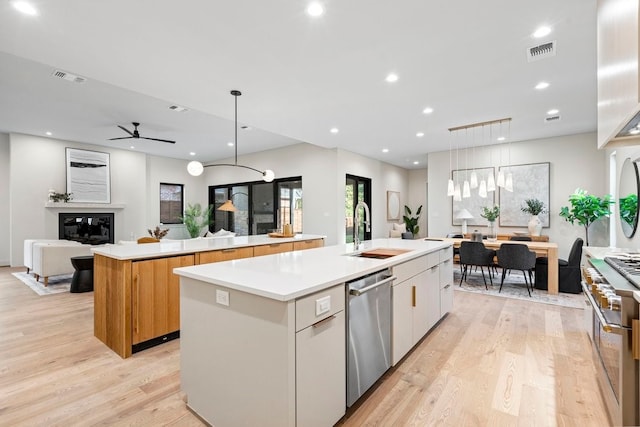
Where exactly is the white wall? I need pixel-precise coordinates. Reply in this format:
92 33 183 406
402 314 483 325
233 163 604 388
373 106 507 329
0 133 9 266
428 132 607 257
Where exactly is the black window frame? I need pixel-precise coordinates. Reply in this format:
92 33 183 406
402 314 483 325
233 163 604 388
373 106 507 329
159 182 184 224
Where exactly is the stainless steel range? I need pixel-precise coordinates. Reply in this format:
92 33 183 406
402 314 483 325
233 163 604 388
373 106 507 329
583 256 639 426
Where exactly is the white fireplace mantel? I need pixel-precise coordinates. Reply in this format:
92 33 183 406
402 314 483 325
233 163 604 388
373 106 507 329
45 202 126 209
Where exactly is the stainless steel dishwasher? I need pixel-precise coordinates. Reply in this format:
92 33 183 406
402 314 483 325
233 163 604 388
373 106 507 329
346 268 395 407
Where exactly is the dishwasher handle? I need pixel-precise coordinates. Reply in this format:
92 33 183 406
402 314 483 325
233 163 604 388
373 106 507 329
349 275 396 296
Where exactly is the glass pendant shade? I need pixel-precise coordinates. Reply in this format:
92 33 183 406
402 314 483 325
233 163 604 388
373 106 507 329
470 171 478 189
187 161 204 176
496 170 505 188
487 173 496 192
478 180 487 198
453 184 462 201
447 179 455 196
462 180 471 198
505 173 513 192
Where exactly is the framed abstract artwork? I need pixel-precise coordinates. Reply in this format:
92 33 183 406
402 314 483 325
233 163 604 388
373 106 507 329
66 148 111 203
498 162 550 227
451 167 496 226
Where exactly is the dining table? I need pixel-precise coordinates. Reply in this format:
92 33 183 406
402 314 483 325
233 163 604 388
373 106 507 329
441 237 559 295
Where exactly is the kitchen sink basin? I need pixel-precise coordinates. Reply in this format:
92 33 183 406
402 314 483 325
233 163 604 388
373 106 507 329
346 248 412 259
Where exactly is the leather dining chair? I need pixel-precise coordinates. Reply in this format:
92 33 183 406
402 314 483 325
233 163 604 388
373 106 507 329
496 243 536 297
458 241 496 289
535 238 583 293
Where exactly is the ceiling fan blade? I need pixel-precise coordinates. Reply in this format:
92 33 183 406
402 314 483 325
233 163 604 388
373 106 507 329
108 136 133 141
118 125 135 136
141 137 176 144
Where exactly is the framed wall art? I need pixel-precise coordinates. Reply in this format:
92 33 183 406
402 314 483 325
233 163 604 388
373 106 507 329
451 167 496 226
498 162 550 227
66 148 111 203
387 191 401 220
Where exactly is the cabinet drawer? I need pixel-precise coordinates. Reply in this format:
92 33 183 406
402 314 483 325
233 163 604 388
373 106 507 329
296 284 345 332
293 239 324 251
439 246 453 263
440 257 453 287
254 242 294 256
197 247 254 264
393 253 439 283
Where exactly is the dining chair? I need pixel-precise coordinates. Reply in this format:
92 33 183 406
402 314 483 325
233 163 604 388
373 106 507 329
534 237 583 293
496 243 536 296
458 241 496 289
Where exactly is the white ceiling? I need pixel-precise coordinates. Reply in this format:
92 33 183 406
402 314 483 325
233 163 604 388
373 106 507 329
0 0 597 169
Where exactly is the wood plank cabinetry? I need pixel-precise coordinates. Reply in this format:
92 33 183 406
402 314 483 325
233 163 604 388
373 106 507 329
392 250 452 365
94 237 324 358
132 255 194 346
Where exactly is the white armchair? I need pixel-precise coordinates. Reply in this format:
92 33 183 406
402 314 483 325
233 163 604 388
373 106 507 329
31 243 92 286
24 239 81 274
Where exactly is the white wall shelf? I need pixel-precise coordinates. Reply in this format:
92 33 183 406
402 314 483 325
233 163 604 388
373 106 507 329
45 202 126 209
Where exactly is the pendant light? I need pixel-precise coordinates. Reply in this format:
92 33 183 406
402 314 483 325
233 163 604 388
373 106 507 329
504 119 514 192
469 128 478 189
478 179 487 198
447 129 455 196
187 90 275 183
486 122 496 192
218 192 249 212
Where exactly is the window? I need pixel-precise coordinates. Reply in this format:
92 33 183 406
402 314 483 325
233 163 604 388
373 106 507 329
160 183 184 224
345 175 372 243
209 177 302 235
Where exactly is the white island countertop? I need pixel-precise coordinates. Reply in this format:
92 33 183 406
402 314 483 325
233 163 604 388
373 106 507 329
173 238 452 301
91 233 326 260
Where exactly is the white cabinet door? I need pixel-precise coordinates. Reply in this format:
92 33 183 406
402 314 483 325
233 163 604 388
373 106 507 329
392 279 414 365
440 283 453 315
296 310 345 427
424 266 441 332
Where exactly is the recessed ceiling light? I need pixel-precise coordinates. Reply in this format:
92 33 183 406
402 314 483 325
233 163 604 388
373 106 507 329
306 2 324 17
422 107 434 114
416 132 424 137
535 81 550 90
130 146 135 150
241 125 252 130
382 148 389 153
533 26 552 38
227 142 234 147
330 127 339 134
547 108 559 115
12 1 38 16
189 152 196 156
497 136 506 142
385 73 398 83
413 161 419 165
45 131 52 136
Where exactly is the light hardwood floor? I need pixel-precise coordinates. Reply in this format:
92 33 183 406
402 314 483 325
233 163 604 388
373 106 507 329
1 267 610 426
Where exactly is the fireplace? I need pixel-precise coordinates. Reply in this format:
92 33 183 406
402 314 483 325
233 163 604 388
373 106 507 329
59 213 114 245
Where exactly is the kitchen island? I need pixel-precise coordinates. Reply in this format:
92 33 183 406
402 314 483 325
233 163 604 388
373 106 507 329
174 238 453 427
91 234 325 358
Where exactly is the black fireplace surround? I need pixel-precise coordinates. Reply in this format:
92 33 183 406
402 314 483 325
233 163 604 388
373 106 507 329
59 213 114 245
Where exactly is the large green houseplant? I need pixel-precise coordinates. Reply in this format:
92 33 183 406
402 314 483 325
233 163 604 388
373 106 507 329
559 188 613 246
181 203 213 238
403 205 422 236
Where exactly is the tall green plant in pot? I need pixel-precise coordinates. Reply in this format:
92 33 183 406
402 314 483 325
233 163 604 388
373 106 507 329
181 203 213 238
403 205 422 236
559 188 613 246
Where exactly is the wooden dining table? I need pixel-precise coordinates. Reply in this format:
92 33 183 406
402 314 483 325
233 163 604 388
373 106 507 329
441 238 559 295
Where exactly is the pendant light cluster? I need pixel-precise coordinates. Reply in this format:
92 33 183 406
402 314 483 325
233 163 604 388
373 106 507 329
447 117 512 200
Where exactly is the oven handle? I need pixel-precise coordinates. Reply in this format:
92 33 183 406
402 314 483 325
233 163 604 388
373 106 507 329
349 275 396 296
581 281 631 333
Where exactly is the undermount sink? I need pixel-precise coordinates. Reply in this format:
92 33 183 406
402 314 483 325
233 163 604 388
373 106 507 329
346 248 413 259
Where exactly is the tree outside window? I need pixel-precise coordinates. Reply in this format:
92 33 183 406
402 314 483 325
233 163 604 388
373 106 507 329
160 183 184 224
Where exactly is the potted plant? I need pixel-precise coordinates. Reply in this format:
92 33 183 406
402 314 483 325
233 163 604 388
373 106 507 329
559 188 614 246
181 203 213 238
480 205 500 241
147 225 169 240
521 198 547 236
402 205 422 237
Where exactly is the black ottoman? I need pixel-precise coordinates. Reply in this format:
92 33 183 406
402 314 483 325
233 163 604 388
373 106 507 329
70 255 94 293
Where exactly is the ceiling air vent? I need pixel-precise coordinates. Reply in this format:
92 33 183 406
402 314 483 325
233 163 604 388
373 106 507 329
51 69 87 84
545 115 561 123
527 41 556 62
168 105 188 112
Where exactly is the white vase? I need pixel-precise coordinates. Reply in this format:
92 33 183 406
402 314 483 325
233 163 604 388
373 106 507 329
528 215 542 236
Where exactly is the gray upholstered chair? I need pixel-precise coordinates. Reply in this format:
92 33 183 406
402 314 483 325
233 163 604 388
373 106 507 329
458 241 496 289
535 238 583 293
496 243 536 296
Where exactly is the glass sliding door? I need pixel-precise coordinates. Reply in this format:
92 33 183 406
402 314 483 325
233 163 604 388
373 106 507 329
346 175 371 244
252 182 275 234
277 180 302 233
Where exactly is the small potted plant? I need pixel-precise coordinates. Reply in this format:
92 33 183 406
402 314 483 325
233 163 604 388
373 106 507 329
521 198 547 236
480 205 500 241
402 205 423 237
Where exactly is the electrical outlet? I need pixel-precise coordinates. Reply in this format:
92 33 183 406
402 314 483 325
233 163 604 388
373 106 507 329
315 296 331 316
216 289 229 306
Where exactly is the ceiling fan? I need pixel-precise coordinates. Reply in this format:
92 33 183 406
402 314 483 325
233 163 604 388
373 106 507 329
109 122 176 144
